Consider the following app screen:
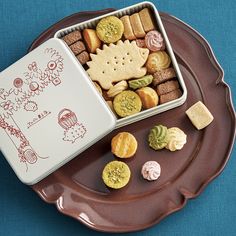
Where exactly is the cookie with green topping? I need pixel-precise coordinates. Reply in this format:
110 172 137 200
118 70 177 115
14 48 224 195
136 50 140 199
102 161 131 189
148 124 169 150
96 16 124 43
128 75 153 90
113 90 142 117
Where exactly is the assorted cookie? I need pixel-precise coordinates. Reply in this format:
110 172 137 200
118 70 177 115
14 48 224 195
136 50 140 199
186 101 214 130
111 132 138 158
141 161 161 181
102 160 131 189
61 7 183 119
148 124 187 151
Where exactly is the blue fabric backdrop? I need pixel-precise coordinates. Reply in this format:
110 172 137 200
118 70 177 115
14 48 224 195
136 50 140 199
0 0 235 235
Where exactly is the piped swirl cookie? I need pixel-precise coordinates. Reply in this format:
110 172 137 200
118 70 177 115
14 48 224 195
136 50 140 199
165 127 187 151
148 124 169 150
146 51 171 74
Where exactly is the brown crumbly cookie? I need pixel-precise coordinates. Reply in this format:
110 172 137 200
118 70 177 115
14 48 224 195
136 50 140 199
63 30 82 45
120 15 136 40
69 41 86 55
153 67 176 86
156 80 180 95
83 29 101 53
130 13 146 38
159 89 182 104
139 8 155 32
76 51 90 65
111 132 138 158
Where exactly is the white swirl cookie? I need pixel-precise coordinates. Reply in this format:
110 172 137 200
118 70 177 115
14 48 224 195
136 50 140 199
165 127 187 151
107 80 128 98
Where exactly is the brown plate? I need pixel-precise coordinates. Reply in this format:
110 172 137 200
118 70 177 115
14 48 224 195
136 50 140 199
29 9 236 233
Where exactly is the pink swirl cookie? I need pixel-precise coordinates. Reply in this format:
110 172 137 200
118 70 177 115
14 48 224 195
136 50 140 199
145 30 165 52
141 161 161 181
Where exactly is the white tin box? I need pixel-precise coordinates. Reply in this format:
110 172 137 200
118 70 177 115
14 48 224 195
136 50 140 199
0 1 187 185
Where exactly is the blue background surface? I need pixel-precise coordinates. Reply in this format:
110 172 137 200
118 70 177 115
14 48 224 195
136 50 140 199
0 0 235 235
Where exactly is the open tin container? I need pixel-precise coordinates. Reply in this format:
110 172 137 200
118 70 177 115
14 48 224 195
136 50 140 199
0 1 187 185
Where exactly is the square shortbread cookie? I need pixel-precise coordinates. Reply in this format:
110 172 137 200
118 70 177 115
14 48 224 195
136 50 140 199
186 101 214 130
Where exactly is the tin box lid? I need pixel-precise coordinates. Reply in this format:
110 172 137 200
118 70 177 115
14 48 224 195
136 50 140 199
0 38 116 185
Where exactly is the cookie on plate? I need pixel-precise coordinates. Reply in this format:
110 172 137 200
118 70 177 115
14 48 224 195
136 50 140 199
136 87 158 109
185 101 214 130
102 160 131 189
148 124 169 150
166 127 187 151
111 132 138 158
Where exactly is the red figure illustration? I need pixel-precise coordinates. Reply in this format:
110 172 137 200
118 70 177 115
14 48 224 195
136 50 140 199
58 109 87 143
0 47 64 171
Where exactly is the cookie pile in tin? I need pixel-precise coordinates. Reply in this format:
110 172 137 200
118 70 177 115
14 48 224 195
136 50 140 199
62 7 182 118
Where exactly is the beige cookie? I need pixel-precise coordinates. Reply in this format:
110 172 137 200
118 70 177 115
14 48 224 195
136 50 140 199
87 40 149 90
111 132 138 158
120 15 136 40
93 82 103 95
139 8 155 32
107 80 128 98
136 87 158 109
185 101 214 130
130 13 146 38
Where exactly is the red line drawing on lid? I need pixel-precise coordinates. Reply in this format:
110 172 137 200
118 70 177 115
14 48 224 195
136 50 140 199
0 47 64 171
58 109 87 143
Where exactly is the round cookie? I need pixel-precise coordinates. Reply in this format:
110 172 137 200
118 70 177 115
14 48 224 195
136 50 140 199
136 87 158 109
141 161 161 181
148 124 169 150
102 161 131 189
146 51 171 74
96 16 124 43
113 90 142 117
111 132 138 158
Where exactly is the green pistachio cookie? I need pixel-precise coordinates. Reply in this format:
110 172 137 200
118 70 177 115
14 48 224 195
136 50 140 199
128 75 153 90
113 90 142 117
102 161 131 189
148 124 169 150
96 16 124 43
